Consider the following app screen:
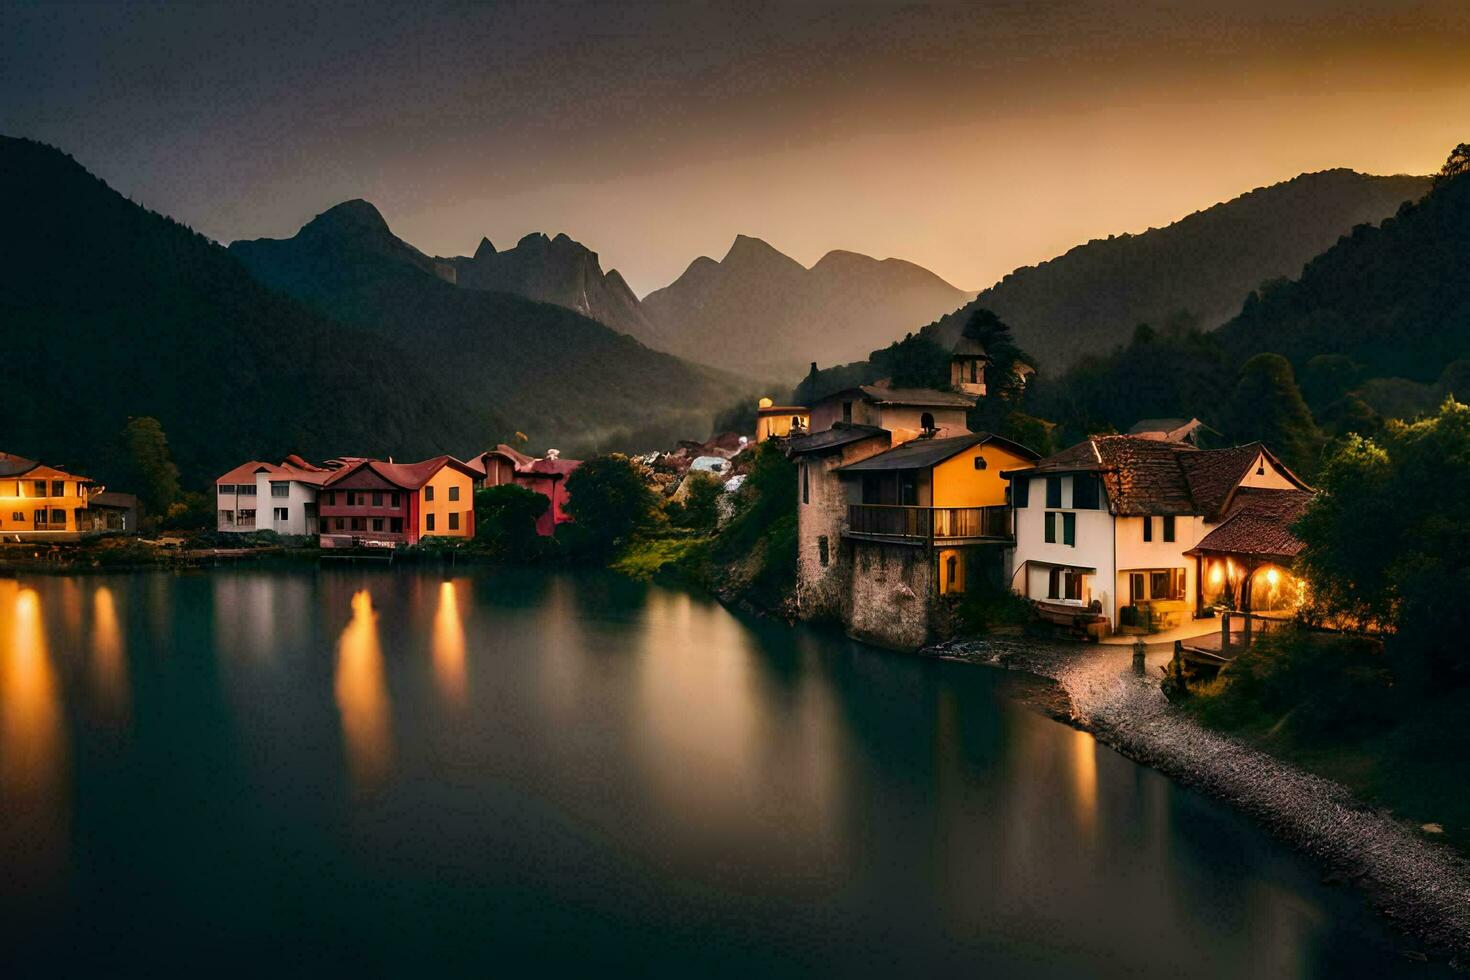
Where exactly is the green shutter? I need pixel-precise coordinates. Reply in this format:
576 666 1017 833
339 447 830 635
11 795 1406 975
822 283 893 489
1063 512 1076 546
1045 511 1056 543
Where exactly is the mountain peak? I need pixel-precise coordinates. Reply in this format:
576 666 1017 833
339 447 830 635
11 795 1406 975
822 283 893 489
304 199 392 239
473 236 496 259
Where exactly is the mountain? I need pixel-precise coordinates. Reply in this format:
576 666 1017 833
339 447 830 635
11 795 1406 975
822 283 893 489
912 170 1431 372
0 136 499 489
229 203 749 454
1216 166 1470 389
440 232 665 348
640 235 975 379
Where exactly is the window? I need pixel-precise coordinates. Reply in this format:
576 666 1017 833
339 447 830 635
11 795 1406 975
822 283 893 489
335 517 345 531
271 483 289 498
1131 568 1185 602
52 481 64 497
801 463 809 504
1149 571 1173 599
351 517 365 531
1073 476 1099 510
818 535 829 567
426 513 436 531
372 518 384 532
391 493 400 508
1046 568 1084 601
239 484 256 496
1143 516 1153 542
1046 476 1062 508
218 484 234 495
448 485 460 502
1163 515 1176 542
372 492 383 507
1013 476 1030 508
218 510 232 526
449 512 460 530
239 509 255 523
324 491 336 506
1044 512 1057 543
34 480 46 496
11 512 24 522
425 485 435 502
390 517 403 533
973 456 987 470
273 507 288 522
842 400 853 423
1062 512 1076 547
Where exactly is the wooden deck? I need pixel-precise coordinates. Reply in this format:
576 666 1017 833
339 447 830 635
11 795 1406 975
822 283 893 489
1178 612 1289 666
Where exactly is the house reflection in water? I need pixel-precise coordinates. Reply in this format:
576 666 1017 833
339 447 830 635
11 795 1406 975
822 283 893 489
0 582 69 883
335 590 392 790
91 586 129 720
433 581 467 708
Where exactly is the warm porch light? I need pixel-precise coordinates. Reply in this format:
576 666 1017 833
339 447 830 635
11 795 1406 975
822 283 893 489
1265 568 1280 586
1209 563 1224 587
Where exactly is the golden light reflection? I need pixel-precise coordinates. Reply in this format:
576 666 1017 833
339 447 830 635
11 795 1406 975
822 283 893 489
432 581 467 708
0 581 69 879
90 586 129 719
335 590 392 790
1071 728 1098 838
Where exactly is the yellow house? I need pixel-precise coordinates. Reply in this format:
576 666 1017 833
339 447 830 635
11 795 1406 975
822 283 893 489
755 397 810 443
0 452 104 538
417 458 477 540
837 432 1040 596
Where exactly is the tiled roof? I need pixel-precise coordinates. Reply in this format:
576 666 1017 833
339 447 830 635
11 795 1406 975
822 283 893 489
952 337 989 358
858 382 977 409
0 452 38 478
216 460 275 485
786 423 889 456
323 455 477 490
1015 435 1304 518
1128 418 1193 435
1188 488 1313 560
217 458 333 486
837 432 1038 472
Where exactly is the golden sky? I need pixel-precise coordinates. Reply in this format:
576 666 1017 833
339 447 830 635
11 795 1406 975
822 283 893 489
4 1 1468 293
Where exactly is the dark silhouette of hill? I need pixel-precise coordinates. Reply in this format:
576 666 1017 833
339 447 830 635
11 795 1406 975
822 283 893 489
640 235 974 379
441 232 665 348
914 170 1430 372
0 136 497 489
230 203 749 454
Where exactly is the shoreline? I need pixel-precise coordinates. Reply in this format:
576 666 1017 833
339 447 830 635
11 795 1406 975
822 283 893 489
925 634 1470 966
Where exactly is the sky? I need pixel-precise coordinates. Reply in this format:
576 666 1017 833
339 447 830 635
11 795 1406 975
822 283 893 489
4 0 1469 295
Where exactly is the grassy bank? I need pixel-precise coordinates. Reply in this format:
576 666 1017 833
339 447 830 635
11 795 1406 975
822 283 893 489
1184 628 1470 855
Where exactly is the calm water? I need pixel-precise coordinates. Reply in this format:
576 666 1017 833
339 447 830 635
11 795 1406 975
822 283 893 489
0 567 1442 976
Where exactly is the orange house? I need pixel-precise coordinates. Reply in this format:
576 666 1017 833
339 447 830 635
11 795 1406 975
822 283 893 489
318 456 477 548
0 451 104 539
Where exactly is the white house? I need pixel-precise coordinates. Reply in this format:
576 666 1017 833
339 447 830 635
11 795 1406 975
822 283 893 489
216 455 332 536
1006 436 1311 636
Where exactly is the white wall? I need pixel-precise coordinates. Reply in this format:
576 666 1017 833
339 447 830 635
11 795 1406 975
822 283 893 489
1010 473 1118 624
1113 514 1208 616
258 474 319 537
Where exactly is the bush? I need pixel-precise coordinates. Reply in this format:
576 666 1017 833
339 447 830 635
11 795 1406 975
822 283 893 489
673 473 722 531
473 484 549 561
953 583 1035 634
563 454 660 557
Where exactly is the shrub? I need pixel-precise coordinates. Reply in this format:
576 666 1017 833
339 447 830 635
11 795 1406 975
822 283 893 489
473 484 549 561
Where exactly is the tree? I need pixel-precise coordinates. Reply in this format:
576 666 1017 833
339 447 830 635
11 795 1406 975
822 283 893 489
675 473 722 531
1228 353 1321 475
1295 399 1470 684
120 416 180 517
562 454 659 554
1434 142 1470 188
474 483 549 559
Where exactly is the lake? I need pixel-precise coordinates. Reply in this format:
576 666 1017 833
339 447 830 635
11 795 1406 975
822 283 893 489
0 567 1442 976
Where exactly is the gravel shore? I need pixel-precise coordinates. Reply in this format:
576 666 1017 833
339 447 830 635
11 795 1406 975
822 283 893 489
926 635 1470 967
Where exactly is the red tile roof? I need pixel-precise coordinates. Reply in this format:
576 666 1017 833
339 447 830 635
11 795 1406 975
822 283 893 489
323 455 478 490
1188 488 1313 560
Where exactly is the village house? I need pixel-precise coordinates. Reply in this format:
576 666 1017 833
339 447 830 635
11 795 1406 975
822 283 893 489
318 456 478 548
465 444 581 536
1005 435 1312 637
215 454 333 535
0 451 106 540
785 338 1039 648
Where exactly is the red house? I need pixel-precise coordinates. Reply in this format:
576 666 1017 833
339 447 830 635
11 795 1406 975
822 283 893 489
466 445 581 537
318 456 478 548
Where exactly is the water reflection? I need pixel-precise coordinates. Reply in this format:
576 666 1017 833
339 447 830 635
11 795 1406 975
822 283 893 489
432 581 467 708
0 582 68 881
335 591 392 790
90 586 129 720
1071 728 1098 837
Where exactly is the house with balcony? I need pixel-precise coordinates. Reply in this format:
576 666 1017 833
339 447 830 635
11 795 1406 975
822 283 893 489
465 445 582 536
318 455 477 548
1006 435 1311 638
0 451 105 540
216 455 332 535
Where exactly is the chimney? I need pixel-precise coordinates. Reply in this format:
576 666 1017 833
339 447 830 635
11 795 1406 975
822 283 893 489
546 449 560 460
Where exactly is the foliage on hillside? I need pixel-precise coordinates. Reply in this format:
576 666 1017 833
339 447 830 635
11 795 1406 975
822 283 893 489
0 136 496 488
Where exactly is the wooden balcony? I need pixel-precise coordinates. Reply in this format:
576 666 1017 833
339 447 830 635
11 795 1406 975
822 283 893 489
844 504 1011 545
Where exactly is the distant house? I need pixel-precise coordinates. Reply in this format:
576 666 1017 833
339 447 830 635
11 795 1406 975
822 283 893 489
0 451 105 540
808 381 976 444
755 397 810 442
949 337 990 395
215 454 333 535
1006 436 1311 636
90 492 140 533
465 445 582 537
319 456 478 548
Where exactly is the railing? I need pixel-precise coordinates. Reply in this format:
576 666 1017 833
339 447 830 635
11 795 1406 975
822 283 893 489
845 504 1010 543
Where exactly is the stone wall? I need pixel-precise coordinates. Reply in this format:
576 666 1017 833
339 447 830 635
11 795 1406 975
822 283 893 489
795 453 851 620
845 540 936 649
